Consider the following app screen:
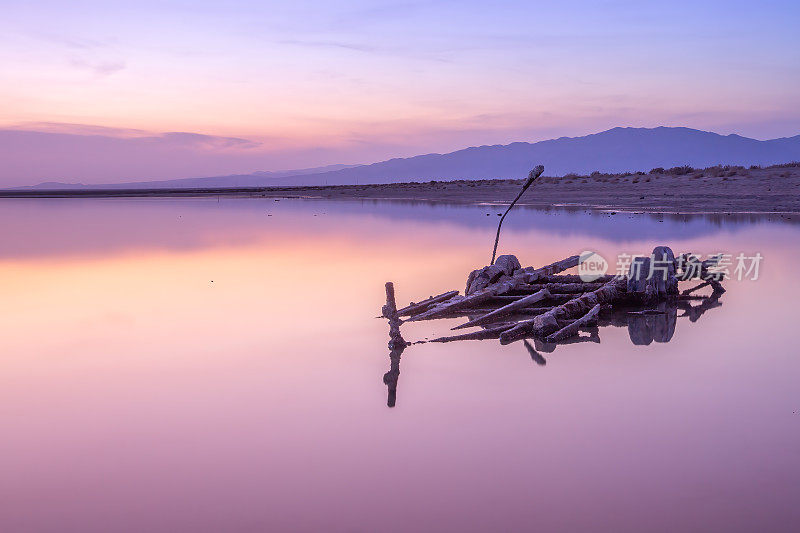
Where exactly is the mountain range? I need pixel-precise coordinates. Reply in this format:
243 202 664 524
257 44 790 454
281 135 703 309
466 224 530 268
19 126 800 189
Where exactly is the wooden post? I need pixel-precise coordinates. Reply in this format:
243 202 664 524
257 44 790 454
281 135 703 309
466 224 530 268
383 282 407 350
382 282 408 407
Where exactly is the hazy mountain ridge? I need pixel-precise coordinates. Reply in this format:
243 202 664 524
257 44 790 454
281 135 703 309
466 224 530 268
278 127 800 187
17 164 357 190
17 127 800 189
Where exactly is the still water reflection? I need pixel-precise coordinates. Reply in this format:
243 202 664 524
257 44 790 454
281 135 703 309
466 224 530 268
0 197 798 532
383 289 726 408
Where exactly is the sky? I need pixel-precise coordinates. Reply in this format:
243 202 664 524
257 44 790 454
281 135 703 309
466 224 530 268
1 0 799 184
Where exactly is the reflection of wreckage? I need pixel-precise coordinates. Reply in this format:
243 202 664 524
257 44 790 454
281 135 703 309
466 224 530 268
381 246 725 407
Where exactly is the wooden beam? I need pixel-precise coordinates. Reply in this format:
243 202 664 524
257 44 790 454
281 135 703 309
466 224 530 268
429 323 516 343
520 255 580 282
545 304 601 342
397 290 459 316
452 289 551 330
500 278 625 343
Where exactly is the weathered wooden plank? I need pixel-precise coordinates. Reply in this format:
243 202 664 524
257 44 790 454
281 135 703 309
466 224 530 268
420 305 557 318
429 323 516 343
512 282 605 294
555 316 598 328
545 303 601 342
524 274 615 284
407 263 549 321
490 292 589 301
452 289 551 330
500 278 625 343
404 291 495 322
397 290 459 316
520 255 580 282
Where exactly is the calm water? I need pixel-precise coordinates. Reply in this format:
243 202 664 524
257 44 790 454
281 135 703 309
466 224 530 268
1 198 799 532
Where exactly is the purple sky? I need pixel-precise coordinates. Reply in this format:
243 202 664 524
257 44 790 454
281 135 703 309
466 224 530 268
1 1 799 185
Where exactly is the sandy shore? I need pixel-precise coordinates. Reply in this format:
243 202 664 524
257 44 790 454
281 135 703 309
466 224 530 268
3 165 799 215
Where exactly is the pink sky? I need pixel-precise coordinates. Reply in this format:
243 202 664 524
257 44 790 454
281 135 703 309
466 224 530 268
1 1 799 185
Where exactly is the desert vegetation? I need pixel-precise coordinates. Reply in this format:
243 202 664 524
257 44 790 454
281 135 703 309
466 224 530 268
279 161 800 215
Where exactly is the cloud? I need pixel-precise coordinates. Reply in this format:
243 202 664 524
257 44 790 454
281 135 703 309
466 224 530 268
9 122 149 137
6 123 265 149
33 32 114 50
275 36 452 63
70 58 126 76
158 132 262 150
0 124 270 186
277 39 377 53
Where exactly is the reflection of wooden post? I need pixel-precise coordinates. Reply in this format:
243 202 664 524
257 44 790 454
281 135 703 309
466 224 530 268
382 282 408 407
383 343 406 407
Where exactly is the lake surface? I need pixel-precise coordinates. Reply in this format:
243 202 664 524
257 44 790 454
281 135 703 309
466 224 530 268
1 198 799 532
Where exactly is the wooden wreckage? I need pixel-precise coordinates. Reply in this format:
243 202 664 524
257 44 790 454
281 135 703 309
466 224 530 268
380 247 726 407
378 166 726 406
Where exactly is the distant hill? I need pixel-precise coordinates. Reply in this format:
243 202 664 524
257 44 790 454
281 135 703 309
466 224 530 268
19 127 800 189
19 164 356 190
273 127 800 186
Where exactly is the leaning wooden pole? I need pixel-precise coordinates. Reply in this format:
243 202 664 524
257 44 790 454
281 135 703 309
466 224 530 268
490 165 544 265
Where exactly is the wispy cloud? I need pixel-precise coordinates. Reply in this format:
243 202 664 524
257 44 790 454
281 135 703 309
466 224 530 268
275 36 453 63
4 123 263 150
70 58 126 76
159 132 262 150
9 122 148 137
276 39 377 53
38 33 113 50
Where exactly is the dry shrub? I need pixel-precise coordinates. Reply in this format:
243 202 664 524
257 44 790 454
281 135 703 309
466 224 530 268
667 165 695 175
767 161 800 169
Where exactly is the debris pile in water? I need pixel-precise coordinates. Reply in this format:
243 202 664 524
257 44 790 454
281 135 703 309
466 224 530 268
384 246 725 346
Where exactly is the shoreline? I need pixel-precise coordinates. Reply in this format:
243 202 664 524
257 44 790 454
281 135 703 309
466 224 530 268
2 165 799 216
